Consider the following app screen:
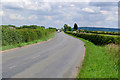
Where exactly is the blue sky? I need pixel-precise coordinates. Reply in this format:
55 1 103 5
0 0 119 28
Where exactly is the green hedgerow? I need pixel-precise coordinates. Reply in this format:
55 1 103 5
2 27 22 46
65 31 120 45
2 26 56 46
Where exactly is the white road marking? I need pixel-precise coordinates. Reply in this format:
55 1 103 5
9 65 16 69
31 55 40 59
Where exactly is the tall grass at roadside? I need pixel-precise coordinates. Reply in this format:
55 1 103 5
105 44 118 72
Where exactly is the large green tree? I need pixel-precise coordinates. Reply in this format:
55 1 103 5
73 23 78 30
68 26 72 31
63 24 68 31
41 26 45 29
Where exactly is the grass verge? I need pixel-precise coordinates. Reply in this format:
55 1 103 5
2 32 56 51
66 33 118 78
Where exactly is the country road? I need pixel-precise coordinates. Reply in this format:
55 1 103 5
2 32 85 78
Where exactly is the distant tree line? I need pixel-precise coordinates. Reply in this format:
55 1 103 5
62 23 78 31
1 25 57 30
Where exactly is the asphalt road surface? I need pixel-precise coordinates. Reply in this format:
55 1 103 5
2 32 85 78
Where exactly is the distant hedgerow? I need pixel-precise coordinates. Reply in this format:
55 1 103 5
65 31 120 45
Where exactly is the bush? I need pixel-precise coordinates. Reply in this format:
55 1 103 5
79 30 120 35
2 25 56 46
19 29 39 42
66 31 120 45
2 27 22 46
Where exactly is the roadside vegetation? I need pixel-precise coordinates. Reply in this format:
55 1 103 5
78 30 120 35
64 23 119 78
1 25 56 51
66 31 120 45
66 33 118 78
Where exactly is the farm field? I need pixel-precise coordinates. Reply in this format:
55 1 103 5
78 27 119 32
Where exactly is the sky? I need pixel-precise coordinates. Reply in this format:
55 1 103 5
0 0 119 28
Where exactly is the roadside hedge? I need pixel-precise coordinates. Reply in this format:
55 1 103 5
2 27 22 46
79 30 120 35
2 26 56 46
19 29 40 42
66 31 120 45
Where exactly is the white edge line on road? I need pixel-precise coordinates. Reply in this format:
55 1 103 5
31 55 41 59
9 65 17 69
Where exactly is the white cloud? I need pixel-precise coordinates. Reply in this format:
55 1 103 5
58 5 62 8
23 1 51 11
43 0 90 2
55 20 62 24
96 21 102 25
1 0 119 3
2 1 51 11
66 14 72 20
82 8 94 13
9 13 25 20
70 4 75 7
115 11 118 15
28 15 38 20
2 0 83 2
1 0 21 2
1 1 118 28
0 10 5 16
106 16 117 21
89 0 119 2
38 3 51 11
43 0 119 2
44 16 52 20
23 1 38 10
100 10 111 15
